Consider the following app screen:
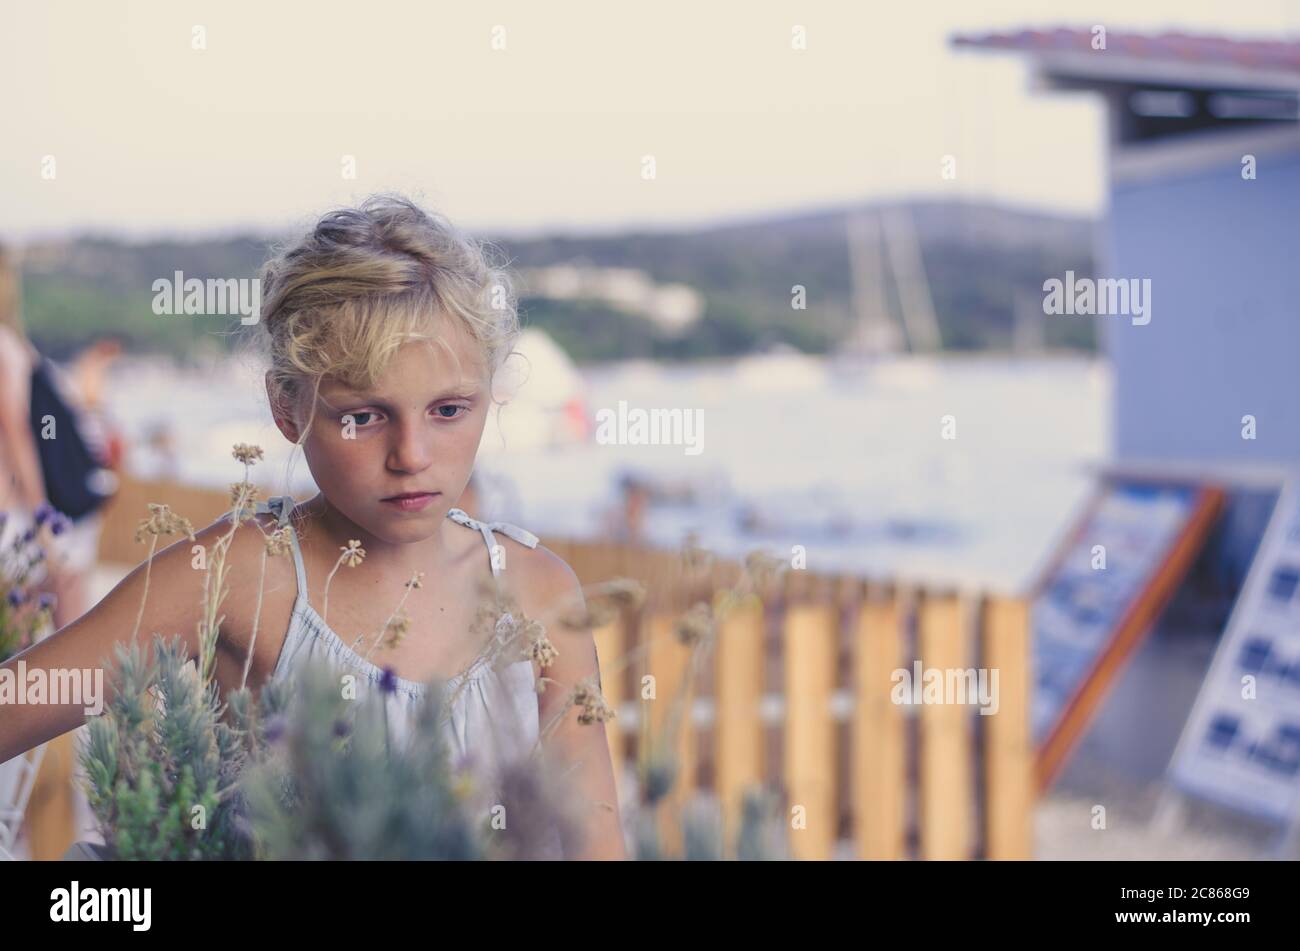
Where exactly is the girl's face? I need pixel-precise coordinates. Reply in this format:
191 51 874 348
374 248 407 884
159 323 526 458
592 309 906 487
281 326 492 545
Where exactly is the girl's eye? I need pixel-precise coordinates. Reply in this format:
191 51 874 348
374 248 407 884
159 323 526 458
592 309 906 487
338 406 466 427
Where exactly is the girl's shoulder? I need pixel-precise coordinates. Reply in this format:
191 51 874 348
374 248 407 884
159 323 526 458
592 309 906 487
129 504 293 590
214 504 305 574
144 505 299 609
502 538 587 628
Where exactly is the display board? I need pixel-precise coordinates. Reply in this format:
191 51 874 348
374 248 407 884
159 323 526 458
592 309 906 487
1168 478 1300 824
1030 476 1225 789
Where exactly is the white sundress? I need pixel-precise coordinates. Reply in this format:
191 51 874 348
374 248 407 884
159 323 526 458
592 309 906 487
253 495 546 797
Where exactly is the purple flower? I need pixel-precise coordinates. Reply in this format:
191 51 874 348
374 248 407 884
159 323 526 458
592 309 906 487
263 714 286 744
378 666 398 694
21 528 35 544
7 588 26 608
49 513 71 536
332 718 351 739
37 592 56 612
33 501 55 527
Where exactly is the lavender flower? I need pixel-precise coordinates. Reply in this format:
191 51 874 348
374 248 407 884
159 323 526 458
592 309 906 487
379 666 398 694
264 714 287 744
33 501 55 527
7 588 26 608
49 512 71 536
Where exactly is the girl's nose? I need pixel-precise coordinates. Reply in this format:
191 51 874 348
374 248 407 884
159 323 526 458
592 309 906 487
387 416 434 472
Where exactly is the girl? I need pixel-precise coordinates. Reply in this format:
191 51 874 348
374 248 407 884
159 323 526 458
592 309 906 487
0 195 626 860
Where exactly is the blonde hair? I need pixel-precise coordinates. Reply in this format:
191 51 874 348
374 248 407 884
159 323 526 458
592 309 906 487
252 194 520 447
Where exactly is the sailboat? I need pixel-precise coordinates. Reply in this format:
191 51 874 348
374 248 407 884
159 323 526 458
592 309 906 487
828 204 943 386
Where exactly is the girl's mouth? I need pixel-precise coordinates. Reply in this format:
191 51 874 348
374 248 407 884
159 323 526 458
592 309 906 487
381 491 440 512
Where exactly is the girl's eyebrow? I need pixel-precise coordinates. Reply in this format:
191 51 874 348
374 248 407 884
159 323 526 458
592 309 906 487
326 383 481 402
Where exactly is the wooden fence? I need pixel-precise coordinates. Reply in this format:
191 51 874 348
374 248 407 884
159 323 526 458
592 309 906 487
79 477 1035 860
549 538 1034 860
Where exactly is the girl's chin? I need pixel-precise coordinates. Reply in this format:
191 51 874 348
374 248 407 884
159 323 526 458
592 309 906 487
373 503 444 534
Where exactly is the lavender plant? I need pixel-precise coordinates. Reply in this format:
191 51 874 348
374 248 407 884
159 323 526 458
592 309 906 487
80 633 290 859
0 503 66 662
237 658 484 860
78 445 293 859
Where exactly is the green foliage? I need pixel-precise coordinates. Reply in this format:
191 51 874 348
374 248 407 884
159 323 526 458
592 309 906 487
80 634 263 860
239 659 485 860
629 751 787 862
21 274 244 363
0 597 23 663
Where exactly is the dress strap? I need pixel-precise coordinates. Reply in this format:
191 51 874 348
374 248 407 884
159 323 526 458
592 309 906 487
446 507 540 577
254 495 307 599
253 494 294 528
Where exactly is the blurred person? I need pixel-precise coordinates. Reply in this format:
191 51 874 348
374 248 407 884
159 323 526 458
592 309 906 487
617 472 648 542
49 337 125 622
0 245 116 629
0 246 52 596
69 337 127 472
0 246 46 533
143 419 180 480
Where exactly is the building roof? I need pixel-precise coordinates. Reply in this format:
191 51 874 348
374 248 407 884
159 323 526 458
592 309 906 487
952 28 1300 90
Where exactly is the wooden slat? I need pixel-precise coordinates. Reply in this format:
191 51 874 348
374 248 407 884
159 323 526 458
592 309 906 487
917 592 973 860
854 584 906 859
591 613 626 783
983 597 1033 859
22 731 78 860
642 608 696 856
782 572 838 860
714 588 764 852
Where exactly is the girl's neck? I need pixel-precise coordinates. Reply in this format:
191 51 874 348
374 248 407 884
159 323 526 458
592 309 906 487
300 491 454 575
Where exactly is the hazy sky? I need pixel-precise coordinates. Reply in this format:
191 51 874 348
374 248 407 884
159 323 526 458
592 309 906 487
3 0 1298 240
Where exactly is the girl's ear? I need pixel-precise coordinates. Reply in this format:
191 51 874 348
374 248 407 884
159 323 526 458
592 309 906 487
266 371 302 443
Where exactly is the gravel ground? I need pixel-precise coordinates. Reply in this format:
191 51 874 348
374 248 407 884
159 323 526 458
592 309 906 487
1034 780 1285 861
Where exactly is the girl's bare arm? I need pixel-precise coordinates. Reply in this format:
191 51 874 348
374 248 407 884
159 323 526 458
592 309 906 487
0 523 220 765
529 551 627 860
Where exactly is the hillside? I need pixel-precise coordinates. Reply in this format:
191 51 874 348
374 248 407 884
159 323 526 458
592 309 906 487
16 199 1096 363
